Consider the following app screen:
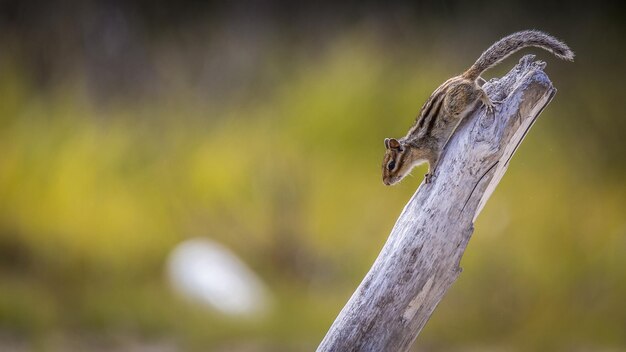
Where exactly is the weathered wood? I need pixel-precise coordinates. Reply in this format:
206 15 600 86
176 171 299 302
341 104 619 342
317 55 556 352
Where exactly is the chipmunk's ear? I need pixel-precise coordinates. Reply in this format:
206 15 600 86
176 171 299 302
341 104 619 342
385 138 401 150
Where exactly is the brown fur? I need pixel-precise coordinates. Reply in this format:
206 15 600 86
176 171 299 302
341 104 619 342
382 30 573 186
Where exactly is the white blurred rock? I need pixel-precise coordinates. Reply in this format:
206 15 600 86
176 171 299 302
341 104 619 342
167 238 272 317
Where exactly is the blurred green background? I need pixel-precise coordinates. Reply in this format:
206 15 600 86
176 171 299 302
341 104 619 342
0 1 625 351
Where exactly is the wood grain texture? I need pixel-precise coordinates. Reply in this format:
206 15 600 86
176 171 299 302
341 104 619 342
317 55 556 352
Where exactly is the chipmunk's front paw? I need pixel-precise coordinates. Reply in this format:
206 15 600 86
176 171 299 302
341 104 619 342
424 173 434 184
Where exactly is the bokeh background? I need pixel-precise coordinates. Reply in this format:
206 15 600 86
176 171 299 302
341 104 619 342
0 0 625 351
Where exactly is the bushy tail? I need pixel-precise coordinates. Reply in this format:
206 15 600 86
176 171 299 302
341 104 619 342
462 30 574 81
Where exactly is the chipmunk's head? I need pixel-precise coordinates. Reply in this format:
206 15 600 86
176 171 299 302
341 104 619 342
382 138 419 186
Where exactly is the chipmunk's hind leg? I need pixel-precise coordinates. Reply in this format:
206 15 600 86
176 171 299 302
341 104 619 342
478 87 497 115
443 81 483 117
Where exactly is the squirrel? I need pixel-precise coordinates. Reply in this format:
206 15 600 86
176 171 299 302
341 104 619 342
382 30 573 186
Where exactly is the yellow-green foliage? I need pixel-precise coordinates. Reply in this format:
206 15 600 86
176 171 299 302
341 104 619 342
0 33 624 351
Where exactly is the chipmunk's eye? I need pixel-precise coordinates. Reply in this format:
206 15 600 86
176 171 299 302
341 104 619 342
387 160 396 171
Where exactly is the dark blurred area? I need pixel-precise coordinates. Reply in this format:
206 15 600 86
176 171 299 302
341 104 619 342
0 1 624 351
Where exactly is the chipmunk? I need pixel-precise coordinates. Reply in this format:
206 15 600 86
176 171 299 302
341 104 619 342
382 30 573 186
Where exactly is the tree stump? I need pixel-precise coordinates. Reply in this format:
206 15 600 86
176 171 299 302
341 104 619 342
317 55 557 352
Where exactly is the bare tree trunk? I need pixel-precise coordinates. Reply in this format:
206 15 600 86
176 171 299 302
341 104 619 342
317 55 557 352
